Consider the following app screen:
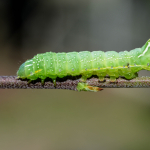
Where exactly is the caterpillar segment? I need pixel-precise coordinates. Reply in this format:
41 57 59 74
17 39 150 91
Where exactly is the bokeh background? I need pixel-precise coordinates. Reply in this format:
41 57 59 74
0 0 150 149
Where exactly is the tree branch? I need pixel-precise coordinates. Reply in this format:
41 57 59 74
0 76 150 90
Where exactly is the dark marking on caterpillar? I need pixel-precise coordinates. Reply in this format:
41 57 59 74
17 39 150 91
127 63 130 68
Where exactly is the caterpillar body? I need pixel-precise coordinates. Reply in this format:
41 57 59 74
17 39 150 91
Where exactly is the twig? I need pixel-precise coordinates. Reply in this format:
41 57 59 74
0 76 150 90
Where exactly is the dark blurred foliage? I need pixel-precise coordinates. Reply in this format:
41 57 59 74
7 0 36 44
1 0 150 57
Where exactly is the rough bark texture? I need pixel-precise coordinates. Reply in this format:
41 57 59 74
0 76 150 90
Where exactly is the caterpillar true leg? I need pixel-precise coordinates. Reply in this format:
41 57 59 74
27 79 32 84
41 79 45 85
52 79 56 87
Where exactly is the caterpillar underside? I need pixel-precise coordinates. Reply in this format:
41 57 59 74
17 39 150 91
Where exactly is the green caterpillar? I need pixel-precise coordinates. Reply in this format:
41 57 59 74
17 39 150 91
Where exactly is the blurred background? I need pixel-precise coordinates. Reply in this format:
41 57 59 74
0 0 150 149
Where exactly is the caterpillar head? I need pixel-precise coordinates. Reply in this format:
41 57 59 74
17 62 26 78
17 59 35 79
138 40 150 70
